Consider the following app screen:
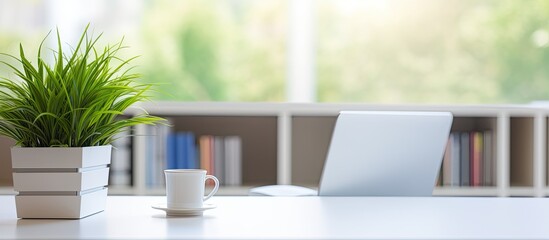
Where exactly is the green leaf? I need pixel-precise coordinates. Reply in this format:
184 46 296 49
0 25 164 147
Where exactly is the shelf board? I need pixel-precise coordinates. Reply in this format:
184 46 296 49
4 185 547 197
0 186 15 195
2 185 253 196
434 187 540 197
132 101 546 117
108 186 137 195
433 187 499 196
108 186 254 196
508 186 536 196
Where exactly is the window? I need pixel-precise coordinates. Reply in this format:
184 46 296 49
317 0 549 104
1 0 549 104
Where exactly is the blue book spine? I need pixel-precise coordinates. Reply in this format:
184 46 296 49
186 133 197 169
176 133 187 169
166 134 177 169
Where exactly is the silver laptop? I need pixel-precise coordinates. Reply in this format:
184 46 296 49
318 111 453 196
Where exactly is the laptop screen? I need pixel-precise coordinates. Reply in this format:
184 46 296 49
318 111 453 196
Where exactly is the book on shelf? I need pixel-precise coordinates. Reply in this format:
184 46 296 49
175 132 198 169
460 132 470 186
224 136 242 186
143 125 243 187
198 135 242 186
483 131 494 186
109 128 133 187
450 133 461 186
442 137 452 186
145 124 171 188
441 133 461 187
440 130 495 187
214 136 225 185
167 132 198 171
199 135 214 176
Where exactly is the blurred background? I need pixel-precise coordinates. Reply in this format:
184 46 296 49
1 0 549 104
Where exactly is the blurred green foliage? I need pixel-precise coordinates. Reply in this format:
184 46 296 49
2 0 549 104
140 0 286 101
318 0 549 103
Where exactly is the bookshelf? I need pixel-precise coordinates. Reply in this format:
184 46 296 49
0 102 548 197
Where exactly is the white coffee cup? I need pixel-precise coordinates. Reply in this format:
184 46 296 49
164 169 219 209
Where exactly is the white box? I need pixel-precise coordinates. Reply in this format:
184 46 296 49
10 146 112 219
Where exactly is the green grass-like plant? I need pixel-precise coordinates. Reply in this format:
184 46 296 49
0 26 164 147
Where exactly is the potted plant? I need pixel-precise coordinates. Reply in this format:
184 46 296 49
0 26 164 218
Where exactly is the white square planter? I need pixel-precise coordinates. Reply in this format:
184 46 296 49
11 145 112 219
15 188 108 219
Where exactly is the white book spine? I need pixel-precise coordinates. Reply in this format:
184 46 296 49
224 136 242 186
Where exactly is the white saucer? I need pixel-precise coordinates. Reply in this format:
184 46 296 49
152 203 216 216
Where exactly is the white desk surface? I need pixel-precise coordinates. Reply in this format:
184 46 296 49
1 195 549 239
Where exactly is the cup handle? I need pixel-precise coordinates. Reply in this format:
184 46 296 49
204 175 219 201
